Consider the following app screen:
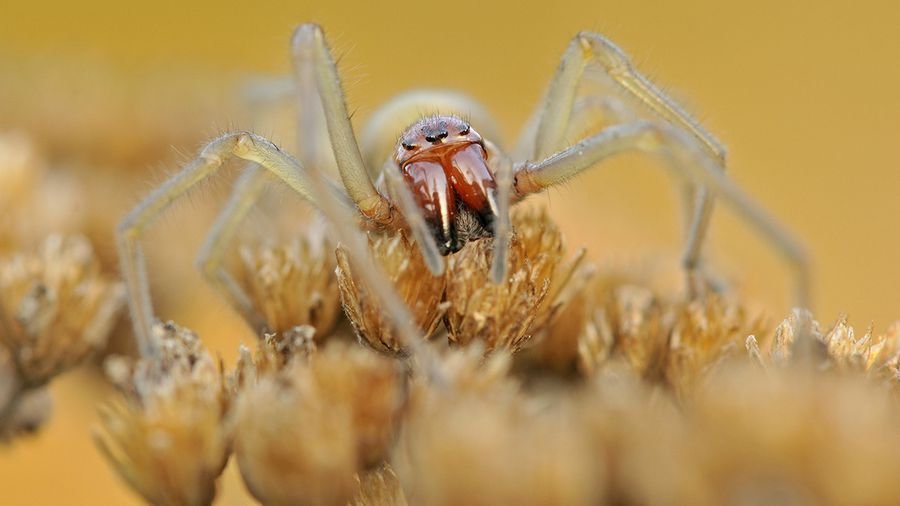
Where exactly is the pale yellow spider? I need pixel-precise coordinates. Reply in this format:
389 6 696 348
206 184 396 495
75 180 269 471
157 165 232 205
117 24 808 358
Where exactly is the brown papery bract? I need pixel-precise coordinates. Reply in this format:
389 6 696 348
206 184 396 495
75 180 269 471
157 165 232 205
237 233 342 339
444 208 574 352
336 230 446 355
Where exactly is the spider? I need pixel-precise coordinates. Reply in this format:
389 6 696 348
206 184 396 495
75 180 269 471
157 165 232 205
117 24 809 358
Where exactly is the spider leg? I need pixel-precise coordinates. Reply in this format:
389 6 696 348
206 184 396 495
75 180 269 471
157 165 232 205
291 24 394 224
195 165 270 334
293 24 445 276
514 121 810 309
381 161 445 274
521 31 727 295
117 132 341 355
484 141 514 283
194 23 347 335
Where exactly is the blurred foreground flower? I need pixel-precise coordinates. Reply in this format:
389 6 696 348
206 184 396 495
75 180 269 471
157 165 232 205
0 234 123 439
233 339 404 505
396 346 602 505
95 322 231 506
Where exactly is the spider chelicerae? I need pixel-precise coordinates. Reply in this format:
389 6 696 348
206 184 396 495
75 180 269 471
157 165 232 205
117 23 808 358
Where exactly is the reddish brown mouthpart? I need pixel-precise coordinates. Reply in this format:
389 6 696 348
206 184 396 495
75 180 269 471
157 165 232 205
394 116 498 255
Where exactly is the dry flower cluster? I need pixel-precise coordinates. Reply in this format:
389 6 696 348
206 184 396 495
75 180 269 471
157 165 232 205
86 208 900 505
4 65 900 505
0 133 125 440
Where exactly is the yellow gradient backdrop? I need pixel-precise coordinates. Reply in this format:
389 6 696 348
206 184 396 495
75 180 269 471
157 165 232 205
2 0 900 504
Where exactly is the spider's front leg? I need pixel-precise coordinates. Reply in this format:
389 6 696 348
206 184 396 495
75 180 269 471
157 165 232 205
521 31 730 297
117 132 327 355
513 120 810 308
120 25 445 373
197 22 452 335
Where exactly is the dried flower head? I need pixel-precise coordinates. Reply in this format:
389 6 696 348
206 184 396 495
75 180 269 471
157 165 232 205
234 341 404 505
444 208 569 352
684 366 900 505
237 234 341 339
575 360 900 505
95 322 231 506
351 464 408 506
520 261 596 376
0 234 124 385
664 295 763 398
336 231 446 355
0 347 52 440
231 325 318 389
750 310 900 389
577 282 666 378
234 366 358 506
396 361 601 505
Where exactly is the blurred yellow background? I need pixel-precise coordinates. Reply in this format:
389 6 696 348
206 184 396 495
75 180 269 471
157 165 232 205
2 0 900 504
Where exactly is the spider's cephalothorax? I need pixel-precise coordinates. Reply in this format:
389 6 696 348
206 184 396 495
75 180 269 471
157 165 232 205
394 116 498 255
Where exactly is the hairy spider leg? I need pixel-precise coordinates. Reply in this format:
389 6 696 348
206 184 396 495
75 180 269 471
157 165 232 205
520 31 731 297
118 24 446 376
118 132 323 355
514 120 810 308
194 22 351 336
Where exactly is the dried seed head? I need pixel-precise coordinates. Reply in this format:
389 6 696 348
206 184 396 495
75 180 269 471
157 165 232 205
685 366 900 505
757 311 900 389
232 325 318 389
95 322 231 506
237 234 341 339
234 341 404 505
0 234 124 385
336 231 446 355
351 464 408 506
444 208 567 352
520 262 596 375
309 342 406 467
431 343 518 396
235 367 358 506
568 272 762 397
396 376 600 506
576 359 900 505
664 296 764 399
576 283 666 378
0 347 53 440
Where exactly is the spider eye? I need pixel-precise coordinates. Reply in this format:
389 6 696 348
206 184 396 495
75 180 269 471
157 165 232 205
402 142 417 151
459 126 470 136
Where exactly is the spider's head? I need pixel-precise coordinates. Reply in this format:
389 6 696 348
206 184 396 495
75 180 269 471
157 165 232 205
395 116 499 256
394 116 483 165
